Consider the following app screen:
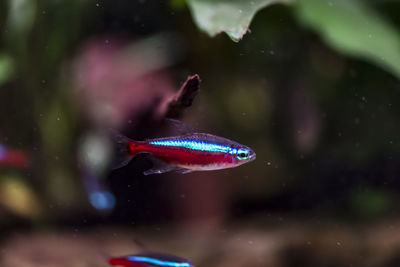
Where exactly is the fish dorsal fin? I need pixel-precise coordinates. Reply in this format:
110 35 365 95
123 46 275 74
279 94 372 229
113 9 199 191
163 118 195 135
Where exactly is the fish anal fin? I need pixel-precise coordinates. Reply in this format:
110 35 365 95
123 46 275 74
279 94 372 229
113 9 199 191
144 166 193 175
144 168 169 175
143 165 178 175
112 157 133 170
143 156 177 175
143 156 193 175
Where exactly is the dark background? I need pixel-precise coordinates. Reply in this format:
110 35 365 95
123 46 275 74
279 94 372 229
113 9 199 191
1 1 400 266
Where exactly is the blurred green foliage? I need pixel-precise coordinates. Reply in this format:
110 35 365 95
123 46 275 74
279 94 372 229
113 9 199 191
0 0 90 220
296 0 400 79
186 0 400 79
350 185 392 219
0 54 14 85
186 0 291 42
0 0 400 225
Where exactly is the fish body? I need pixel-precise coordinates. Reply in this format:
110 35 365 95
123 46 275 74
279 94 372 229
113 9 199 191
109 253 193 267
113 131 256 175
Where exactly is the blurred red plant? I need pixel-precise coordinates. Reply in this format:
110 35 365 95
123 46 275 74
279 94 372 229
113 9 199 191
72 35 200 212
73 36 179 128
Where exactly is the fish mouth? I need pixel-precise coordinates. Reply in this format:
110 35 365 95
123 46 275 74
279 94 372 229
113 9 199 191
248 150 256 162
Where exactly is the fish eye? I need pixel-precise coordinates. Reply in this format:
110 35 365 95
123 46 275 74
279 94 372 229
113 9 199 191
236 149 249 160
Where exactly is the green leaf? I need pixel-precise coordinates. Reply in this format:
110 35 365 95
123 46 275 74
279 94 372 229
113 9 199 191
295 0 400 79
186 0 291 42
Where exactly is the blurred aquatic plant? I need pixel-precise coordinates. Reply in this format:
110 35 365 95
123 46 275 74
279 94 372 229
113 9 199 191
350 185 391 219
295 0 400 79
0 0 100 220
6 0 36 37
0 175 42 219
72 34 200 212
0 54 14 85
185 0 400 79
186 0 292 42
0 0 398 227
73 35 179 128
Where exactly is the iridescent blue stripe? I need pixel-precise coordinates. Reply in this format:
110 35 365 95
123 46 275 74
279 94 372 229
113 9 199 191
126 256 191 267
149 139 232 154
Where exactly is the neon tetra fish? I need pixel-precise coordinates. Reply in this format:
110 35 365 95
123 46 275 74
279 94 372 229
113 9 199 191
109 252 194 267
112 120 256 175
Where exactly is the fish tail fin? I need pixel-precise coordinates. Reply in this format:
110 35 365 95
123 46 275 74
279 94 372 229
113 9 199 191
110 129 140 170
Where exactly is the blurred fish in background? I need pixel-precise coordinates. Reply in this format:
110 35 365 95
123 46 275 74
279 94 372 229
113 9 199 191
0 144 30 169
109 252 194 267
0 144 39 219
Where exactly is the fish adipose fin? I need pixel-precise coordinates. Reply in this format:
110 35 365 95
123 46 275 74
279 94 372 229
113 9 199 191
164 118 195 135
110 129 137 170
143 156 191 175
